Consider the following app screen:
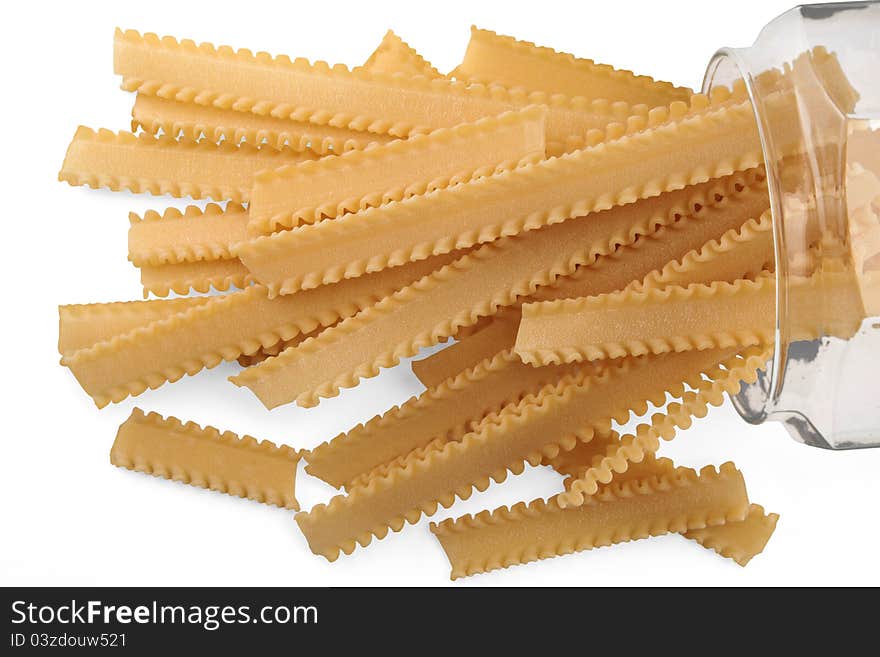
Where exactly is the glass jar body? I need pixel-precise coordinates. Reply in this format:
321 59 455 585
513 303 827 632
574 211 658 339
702 2 880 448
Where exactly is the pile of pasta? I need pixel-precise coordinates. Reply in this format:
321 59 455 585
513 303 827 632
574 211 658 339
59 27 790 578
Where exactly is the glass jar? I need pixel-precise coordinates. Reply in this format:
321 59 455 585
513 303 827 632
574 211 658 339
702 1 880 448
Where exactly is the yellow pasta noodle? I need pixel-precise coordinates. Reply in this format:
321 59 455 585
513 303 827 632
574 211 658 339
294 348 735 560
59 127 314 202
453 26 691 106
442 314 496 341
231 172 769 409
128 203 250 266
578 452 678 485
360 30 444 79
412 183 770 383
129 31 438 157
556 347 769 507
410 314 520 388
545 430 625 479
139 258 255 297
429 463 748 579
129 203 254 296
684 503 779 567
132 93 391 156
114 29 641 152
63 253 460 407
58 297 211 356
352 344 688 490
111 408 300 509
236 324 335 368
236 90 760 294
247 106 548 233
54 25 802 577
374 347 767 514
527 185 771 303
628 210 774 292
305 350 590 490
554 449 777 566
515 269 864 365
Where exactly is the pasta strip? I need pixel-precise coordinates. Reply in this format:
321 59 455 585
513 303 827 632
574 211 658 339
58 297 210 355
114 29 641 152
516 270 864 365
139 259 254 297
443 314 496 340
528 189 771 303
411 182 769 383
111 408 300 509
411 314 520 388
417 344 769 495
556 347 770 506
248 106 547 233
305 350 589 490
684 504 779 567
231 173 769 408
235 323 338 368
628 210 774 292
585 453 678 484
360 30 443 79
347 352 605 491
132 93 390 156
129 31 438 157
555 449 777 566
129 202 255 296
63 253 459 407
236 93 761 294
452 26 691 106
545 431 624 479
429 463 748 579
128 203 249 266
59 127 314 202
294 348 735 560
367 347 767 511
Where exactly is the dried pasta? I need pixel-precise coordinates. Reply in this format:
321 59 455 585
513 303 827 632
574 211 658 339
112 408 300 509
236 324 337 368
295 348 738 560
231 172 769 409
629 210 774 292
236 89 760 294
247 106 547 233
54 25 793 578
305 351 592 490
63 252 460 407
410 313 520 388
127 31 438 156
59 297 211 355
59 127 315 202
129 203 254 296
452 26 691 106
114 29 642 152
430 464 748 579
552 450 777 566
128 203 250 267
139 258 255 297
411 177 769 383
132 93 391 156
556 347 769 506
685 504 779 567
516 269 864 365
360 30 444 79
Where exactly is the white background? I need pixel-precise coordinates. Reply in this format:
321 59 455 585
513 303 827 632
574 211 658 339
2 0 878 587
